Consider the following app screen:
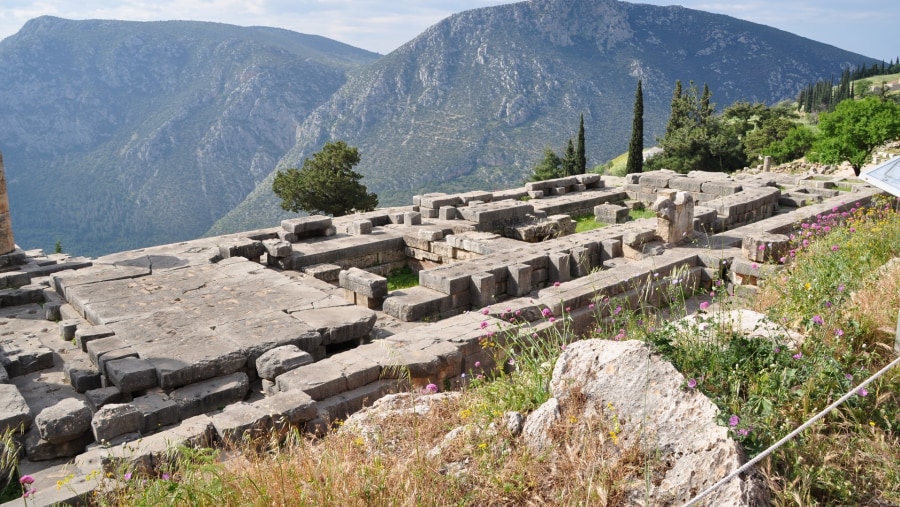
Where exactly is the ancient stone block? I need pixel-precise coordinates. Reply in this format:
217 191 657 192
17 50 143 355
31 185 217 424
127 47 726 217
170 372 250 420
64 358 102 393
404 212 422 226
85 386 125 412
25 429 93 462
438 206 458 220
527 190 544 199
217 240 265 262
35 398 92 444
282 215 333 236
301 263 342 283
419 193 461 209
262 239 292 258
253 391 318 429
507 264 533 297
293 304 376 346
211 402 272 443
0 365 7 384
75 324 117 352
0 340 54 377
351 220 373 235
652 191 695 244
59 319 79 342
418 229 444 242
106 357 158 394
599 239 623 262
701 181 743 196
92 403 142 442
594 203 629 224
132 392 180 434
548 252 571 284
256 345 314 380
469 273 496 309
0 384 32 433
339 267 388 300
742 233 790 263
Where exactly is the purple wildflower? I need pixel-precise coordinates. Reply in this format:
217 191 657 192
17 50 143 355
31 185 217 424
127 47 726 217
687 378 697 389
729 415 740 427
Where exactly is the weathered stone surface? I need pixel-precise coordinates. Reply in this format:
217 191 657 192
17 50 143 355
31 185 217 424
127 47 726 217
169 372 250 419
215 311 322 364
0 383 32 432
106 357 158 394
64 355 102 392
282 215 332 236
0 338 54 377
594 203 629 224
35 398 92 444
0 365 7 384
350 219 373 235
291 305 376 346
256 345 313 380
252 391 318 429
132 392 180 434
92 403 142 443
130 329 247 390
211 402 272 442
59 318 79 341
339 268 388 300
652 191 695 244
262 239 293 258
741 232 790 263
85 386 124 412
523 340 767 506
25 428 94 461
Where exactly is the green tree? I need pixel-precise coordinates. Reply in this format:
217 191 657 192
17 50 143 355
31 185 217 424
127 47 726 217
810 97 900 175
766 125 817 164
272 141 378 216
530 148 564 181
562 138 578 177
626 80 644 174
576 114 587 174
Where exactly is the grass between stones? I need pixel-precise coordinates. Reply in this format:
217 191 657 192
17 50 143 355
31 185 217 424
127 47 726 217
32 198 900 506
386 265 419 291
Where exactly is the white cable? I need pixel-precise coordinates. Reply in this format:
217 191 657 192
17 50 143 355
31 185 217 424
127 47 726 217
683 353 900 507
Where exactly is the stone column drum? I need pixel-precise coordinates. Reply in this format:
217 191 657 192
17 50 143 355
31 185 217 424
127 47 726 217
0 153 15 255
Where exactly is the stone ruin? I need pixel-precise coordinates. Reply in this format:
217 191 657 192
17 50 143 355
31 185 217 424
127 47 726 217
0 156 884 505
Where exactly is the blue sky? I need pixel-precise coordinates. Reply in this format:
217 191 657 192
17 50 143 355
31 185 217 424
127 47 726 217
0 1 895 60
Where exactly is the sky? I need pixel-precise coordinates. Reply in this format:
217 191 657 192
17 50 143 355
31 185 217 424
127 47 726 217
0 1 895 60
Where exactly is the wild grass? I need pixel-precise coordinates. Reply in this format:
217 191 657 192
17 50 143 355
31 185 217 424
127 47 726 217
573 214 605 233
386 265 419 291
63 198 900 506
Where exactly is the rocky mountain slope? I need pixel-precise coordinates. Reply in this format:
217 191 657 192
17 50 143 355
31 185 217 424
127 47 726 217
0 16 378 256
209 0 876 234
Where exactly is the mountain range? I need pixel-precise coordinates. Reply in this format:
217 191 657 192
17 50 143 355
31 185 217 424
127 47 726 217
0 0 877 256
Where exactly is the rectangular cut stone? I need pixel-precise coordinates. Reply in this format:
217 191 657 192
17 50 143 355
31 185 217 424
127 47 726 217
404 212 422 225
548 252 571 283
469 273 496 309
217 240 264 261
129 328 247 389
86 336 131 368
594 204 629 224
419 193 461 209
211 402 272 442
74 324 116 352
351 220 373 235
170 372 250 420
599 239 623 262
106 357 158 394
339 268 388 300
701 181 743 196
91 403 142 443
253 391 317 429
301 263 342 283
507 264 533 297
262 239 292 258
282 216 333 236
132 393 180 433
64 358 102 393
291 305 376 346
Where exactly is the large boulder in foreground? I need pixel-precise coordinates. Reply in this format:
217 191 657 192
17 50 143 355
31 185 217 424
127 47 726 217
522 339 768 506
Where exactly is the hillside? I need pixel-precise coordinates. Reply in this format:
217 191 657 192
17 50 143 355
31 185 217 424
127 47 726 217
209 0 877 235
0 17 379 256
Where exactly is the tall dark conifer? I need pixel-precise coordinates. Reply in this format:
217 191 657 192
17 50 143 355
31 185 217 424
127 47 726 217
665 80 684 137
626 80 644 174
562 139 578 177
576 114 587 173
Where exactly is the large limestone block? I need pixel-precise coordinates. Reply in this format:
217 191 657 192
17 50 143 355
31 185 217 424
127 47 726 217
252 391 317 429
92 403 142 443
132 392 180 434
211 402 272 442
255 345 314 380
0 383 32 432
522 340 767 506
291 305 376 346
35 398 92 444
169 372 250 420
106 357 158 394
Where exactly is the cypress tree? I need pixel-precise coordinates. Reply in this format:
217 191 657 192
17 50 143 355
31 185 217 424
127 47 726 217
576 114 587 173
626 80 644 174
700 83 713 123
562 139 578 177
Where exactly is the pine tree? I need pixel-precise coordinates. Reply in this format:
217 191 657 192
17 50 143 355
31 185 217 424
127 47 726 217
530 148 564 181
576 114 587 174
665 80 684 137
626 80 644 174
562 139 578 177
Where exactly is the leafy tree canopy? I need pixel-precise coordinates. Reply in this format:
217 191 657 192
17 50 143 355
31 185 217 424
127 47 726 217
809 97 900 175
272 141 378 216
